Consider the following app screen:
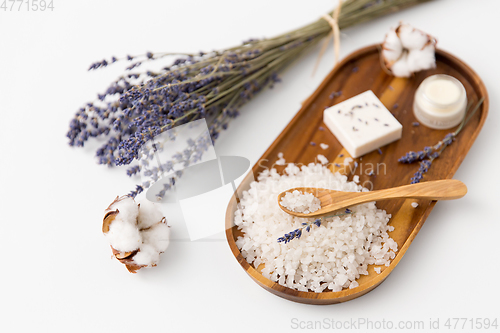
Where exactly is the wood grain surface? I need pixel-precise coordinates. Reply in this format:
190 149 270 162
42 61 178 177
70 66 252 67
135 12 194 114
225 44 488 304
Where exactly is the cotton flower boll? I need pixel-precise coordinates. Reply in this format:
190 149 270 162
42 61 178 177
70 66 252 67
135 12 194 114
397 24 429 50
389 53 412 78
140 221 170 253
105 218 142 252
382 29 403 65
407 44 435 73
102 195 170 273
132 244 161 267
137 200 164 229
107 196 139 225
382 23 436 77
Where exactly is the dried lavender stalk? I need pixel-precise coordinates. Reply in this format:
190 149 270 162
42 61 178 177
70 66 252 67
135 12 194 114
67 0 431 198
278 209 353 244
398 98 484 183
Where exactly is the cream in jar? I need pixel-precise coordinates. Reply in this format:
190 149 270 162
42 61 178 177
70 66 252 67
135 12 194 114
413 74 467 129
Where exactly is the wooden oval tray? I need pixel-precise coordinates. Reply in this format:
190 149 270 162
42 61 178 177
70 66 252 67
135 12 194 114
225 44 488 304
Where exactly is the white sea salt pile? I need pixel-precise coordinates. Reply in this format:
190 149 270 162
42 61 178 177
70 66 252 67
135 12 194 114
280 190 321 214
234 156 398 293
320 143 329 150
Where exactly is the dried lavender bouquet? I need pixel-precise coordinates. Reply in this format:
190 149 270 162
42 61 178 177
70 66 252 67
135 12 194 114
67 0 431 199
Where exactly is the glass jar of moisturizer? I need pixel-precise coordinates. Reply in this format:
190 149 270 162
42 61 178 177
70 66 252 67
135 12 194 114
413 74 467 129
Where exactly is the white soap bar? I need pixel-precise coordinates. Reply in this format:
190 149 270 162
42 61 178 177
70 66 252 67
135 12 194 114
323 90 402 158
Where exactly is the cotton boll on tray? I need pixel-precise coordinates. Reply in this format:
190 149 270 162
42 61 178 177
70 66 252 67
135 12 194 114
233 155 398 293
382 23 437 78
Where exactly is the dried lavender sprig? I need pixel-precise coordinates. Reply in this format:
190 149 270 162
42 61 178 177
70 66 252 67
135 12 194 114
67 0 431 197
80 36 310 169
277 209 353 244
129 129 213 200
125 62 286 199
399 98 484 183
87 51 201 71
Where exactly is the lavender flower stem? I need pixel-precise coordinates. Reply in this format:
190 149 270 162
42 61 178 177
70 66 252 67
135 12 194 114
68 0 431 196
399 98 484 184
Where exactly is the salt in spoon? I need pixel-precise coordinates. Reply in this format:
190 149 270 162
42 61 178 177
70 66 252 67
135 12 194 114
278 179 467 218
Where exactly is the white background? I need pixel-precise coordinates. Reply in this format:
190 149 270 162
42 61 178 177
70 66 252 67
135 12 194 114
1 0 499 332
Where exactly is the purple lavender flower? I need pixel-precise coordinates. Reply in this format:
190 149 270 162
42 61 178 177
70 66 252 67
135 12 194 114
399 99 484 183
69 2 444 199
88 59 108 71
277 228 303 244
278 211 353 244
411 160 432 184
329 91 342 99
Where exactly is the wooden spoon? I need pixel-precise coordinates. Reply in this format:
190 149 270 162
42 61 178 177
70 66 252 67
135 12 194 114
278 179 467 218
